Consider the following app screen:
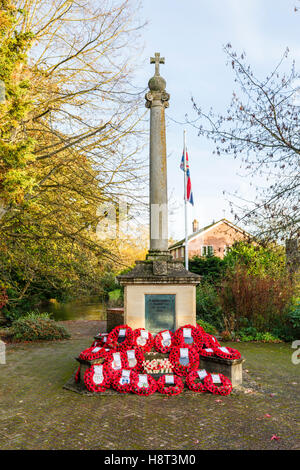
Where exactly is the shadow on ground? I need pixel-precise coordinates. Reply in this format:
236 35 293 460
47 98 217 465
0 321 299 450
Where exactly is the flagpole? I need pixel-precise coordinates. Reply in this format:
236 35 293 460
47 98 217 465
183 129 189 270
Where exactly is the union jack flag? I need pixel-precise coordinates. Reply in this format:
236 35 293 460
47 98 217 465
180 151 194 205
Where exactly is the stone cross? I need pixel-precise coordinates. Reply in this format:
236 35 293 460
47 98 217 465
150 52 165 76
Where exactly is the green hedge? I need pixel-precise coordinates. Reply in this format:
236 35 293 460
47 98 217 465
236 327 281 343
11 312 70 341
196 282 223 330
196 319 218 335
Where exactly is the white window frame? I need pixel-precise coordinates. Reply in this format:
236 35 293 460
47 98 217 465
201 245 214 256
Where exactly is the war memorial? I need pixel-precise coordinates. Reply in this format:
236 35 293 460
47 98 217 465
66 54 244 397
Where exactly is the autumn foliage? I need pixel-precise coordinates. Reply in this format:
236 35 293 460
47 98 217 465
0 1 146 317
219 265 294 333
0 288 8 309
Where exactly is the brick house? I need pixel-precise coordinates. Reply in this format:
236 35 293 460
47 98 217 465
168 218 251 260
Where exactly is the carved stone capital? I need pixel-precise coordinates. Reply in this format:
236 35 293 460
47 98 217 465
145 91 153 108
145 90 170 108
161 91 170 102
161 91 170 108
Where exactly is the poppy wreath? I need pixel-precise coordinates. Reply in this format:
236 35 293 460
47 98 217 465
75 366 81 383
107 324 134 351
156 375 184 396
198 347 215 358
154 329 175 353
196 323 205 335
214 346 241 360
169 346 199 377
131 373 157 396
79 346 109 362
84 364 111 393
133 328 154 352
91 333 109 348
174 324 204 351
123 347 145 372
104 350 127 377
111 369 137 394
90 339 103 348
202 333 220 349
204 373 233 396
186 370 207 393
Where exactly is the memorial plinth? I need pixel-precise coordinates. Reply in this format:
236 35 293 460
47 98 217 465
118 259 200 333
117 53 200 332
200 356 245 387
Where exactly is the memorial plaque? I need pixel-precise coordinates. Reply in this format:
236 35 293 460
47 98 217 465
145 294 175 333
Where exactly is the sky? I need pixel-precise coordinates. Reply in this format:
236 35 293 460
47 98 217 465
132 0 299 241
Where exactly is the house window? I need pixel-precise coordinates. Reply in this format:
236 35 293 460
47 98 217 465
202 245 214 256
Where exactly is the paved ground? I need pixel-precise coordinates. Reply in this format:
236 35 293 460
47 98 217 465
0 321 299 450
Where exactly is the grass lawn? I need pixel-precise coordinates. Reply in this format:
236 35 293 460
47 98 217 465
0 321 299 450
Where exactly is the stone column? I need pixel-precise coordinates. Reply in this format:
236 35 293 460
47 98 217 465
145 53 170 258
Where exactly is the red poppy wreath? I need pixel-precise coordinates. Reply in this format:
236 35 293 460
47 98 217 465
196 323 205 335
202 333 220 349
186 369 208 393
133 328 154 352
154 329 175 353
198 347 215 358
79 346 110 362
203 373 233 396
123 347 145 372
169 346 199 377
174 324 204 350
213 346 241 360
111 369 136 394
75 366 81 383
107 324 134 351
91 333 109 348
105 350 127 377
131 373 157 396
84 364 111 393
156 374 184 396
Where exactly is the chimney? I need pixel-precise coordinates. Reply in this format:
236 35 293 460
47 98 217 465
192 219 199 233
